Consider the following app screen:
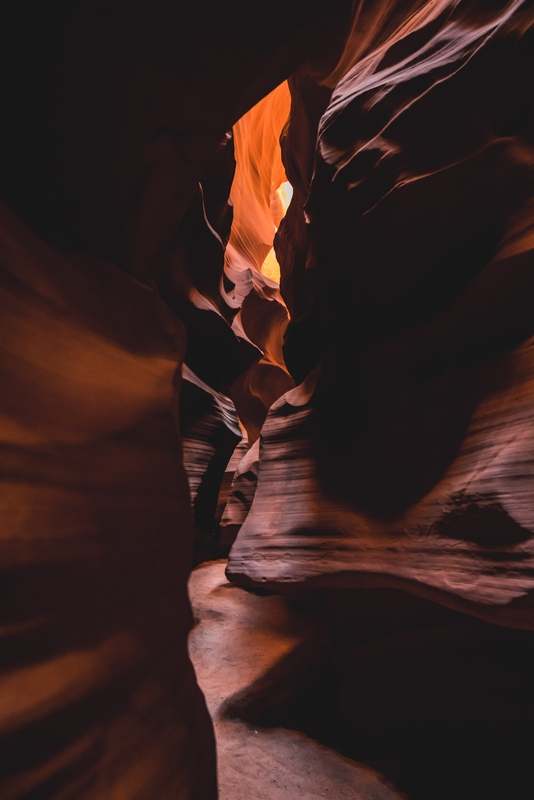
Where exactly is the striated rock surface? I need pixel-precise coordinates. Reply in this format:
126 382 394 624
228 0 534 629
219 439 261 551
224 82 297 441
0 4 356 795
276 70 333 383
226 81 292 285
181 365 242 560
231 289 295 444
0 204 216 799
4 0 534 795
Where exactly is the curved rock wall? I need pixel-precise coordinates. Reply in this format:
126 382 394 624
3 0 534 795
224 82 297 442
0 1 355 797
0 203 217 798
228 0 534 630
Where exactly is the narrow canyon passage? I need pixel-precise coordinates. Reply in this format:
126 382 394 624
1 2 534 799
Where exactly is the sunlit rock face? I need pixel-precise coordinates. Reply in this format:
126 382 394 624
224 82 296 443
228 0 534 629
227 81 292 285
164 81 297 552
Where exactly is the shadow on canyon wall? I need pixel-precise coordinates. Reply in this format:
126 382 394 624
223 589 534 800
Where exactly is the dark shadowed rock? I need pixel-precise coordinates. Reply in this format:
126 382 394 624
0 203 216 799
228 2 534 632
181 366 242 562
219 439 260 553
0 1 356 797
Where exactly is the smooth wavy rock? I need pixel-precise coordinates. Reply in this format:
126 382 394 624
231 288 295 443
0 204 216 799
228 1 534 630
181 366 242 557
275 69 332 383
227 331 534 629
0 3 359 791
227 370 534 627
227 82 291 285
220 439 260 550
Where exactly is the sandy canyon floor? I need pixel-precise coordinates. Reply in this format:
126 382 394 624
188 560 403 800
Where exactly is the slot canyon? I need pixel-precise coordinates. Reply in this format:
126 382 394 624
2 1 534 798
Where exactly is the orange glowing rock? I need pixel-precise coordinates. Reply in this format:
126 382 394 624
226 81 292 288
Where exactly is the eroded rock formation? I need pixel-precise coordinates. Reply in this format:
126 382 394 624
0 202 216 799
0 1 353 798
228 0 534 632
2 0 534 798
180 366 242 561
